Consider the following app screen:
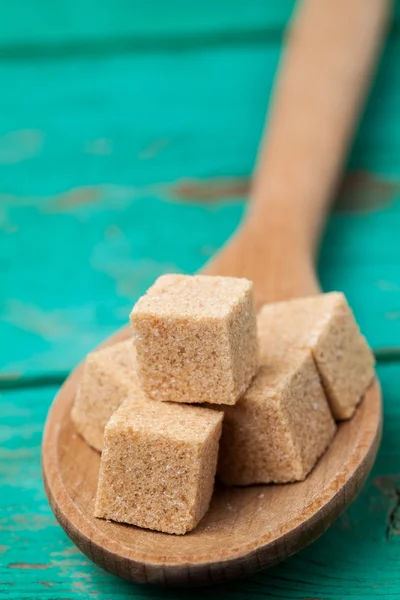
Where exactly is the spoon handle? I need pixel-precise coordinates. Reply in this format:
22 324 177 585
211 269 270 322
206 0 390 306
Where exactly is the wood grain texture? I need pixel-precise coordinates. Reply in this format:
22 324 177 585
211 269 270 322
206 0 389 306
42 326 382 586
1 0 400 597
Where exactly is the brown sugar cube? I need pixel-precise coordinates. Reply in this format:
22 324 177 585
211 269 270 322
258 292 375 420
130 274 258 405
71 340 143 451
216 349 336 485
94 399 223 535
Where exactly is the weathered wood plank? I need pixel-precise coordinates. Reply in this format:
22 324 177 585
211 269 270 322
1 30 399 377
1 362 400 597
1 2 400 597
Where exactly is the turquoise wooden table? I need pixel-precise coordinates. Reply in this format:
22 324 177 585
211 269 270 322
1 1 400 597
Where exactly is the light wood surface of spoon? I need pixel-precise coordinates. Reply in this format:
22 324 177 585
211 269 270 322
42 0 389 587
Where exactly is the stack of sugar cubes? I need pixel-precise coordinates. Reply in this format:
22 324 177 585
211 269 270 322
72 274 375 535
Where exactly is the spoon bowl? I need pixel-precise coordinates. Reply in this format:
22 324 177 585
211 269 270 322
42 329 382 587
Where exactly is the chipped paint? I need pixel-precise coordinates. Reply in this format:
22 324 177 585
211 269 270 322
373 475 400 537
0 205 19 234
167 177 250 202
0 423 42 446
0 372 22 383
3 300 71 340
85 138 113 156
336 172 400 213
373 474 400 494
73 581 86 589
50 545 81 559
0 129 44 165
90 235 181 299
104 224 123 241
337 513 352 530
38 183 161 214
0 512 56 532
385 312 400 321
166 171 400 209
8 563 50 570
92 255 181 298
377 280 400 292
45 186 102 211
39 581 54 587
138 138 171 160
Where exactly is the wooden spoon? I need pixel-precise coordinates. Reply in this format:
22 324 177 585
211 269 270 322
42 0 388 587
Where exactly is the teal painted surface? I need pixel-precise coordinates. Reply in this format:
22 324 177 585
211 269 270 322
1 1 400 597
1 363 400 598
1 29 400 376
0 1 295 52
